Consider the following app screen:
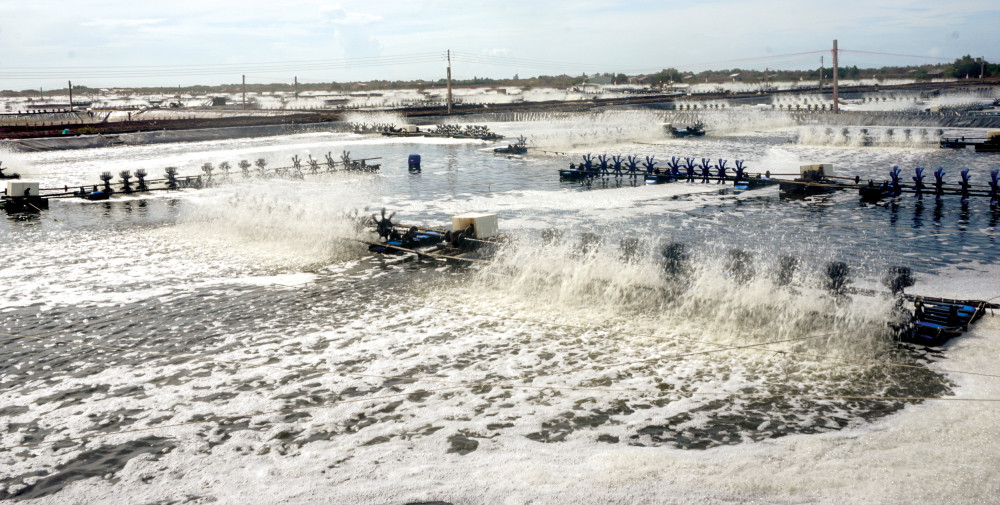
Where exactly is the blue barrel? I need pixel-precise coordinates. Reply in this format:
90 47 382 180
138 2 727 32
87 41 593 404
408 154 421 171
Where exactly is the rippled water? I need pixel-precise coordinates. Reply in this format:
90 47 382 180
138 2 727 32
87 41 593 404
2 113 999 503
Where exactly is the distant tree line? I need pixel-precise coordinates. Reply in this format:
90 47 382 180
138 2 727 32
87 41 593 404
640 57 998 85
2 57 995 97
949 55 999 79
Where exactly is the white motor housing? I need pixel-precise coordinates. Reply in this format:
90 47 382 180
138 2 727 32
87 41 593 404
6 180 40 197
799 163 834 181
452 213 498 239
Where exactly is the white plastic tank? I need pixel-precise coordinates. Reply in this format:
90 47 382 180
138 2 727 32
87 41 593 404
6 180 40 198
799 163 834 180
451 213 499 239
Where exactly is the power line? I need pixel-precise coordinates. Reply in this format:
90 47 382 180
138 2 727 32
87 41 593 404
450 50 832 75
0 52 445 71
0 60 446 79
0 47 968 85
670 50 829 70
0 53 447 80
839 49 954 62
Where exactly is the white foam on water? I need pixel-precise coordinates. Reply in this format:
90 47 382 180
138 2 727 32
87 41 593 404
694 110 800 135
0 177 379 309
500 110 667 151
225 272 317 288
162 180 376 270
385 181 727 231
14 291 997 505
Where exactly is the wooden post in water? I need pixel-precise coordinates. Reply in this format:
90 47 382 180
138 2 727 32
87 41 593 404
294 76 298 99
242 74 247 110
832 39 839 114
819 56 823 90
447 49 453 115
68 81 73 111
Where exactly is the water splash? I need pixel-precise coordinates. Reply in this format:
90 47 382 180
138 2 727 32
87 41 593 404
487 110 668 150
469 237 901 359
164 178 377 269
796 126 941 148
342 110 410 129
682 110 799 135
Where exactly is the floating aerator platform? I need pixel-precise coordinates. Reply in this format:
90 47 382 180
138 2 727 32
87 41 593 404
1 180 48 213
367 211 503 263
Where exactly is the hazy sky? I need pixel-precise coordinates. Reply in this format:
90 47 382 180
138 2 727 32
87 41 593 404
1 0 998 89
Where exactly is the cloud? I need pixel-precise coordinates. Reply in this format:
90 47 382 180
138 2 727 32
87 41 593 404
80 18 166 28
2 0 997 88
319 5 381 25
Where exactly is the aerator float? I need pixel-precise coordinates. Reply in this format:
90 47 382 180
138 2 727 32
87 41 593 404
365 209 503 263
1 151 381 213
560 154 774 192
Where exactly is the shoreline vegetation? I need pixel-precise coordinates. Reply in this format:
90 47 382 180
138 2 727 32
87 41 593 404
2 56 997 97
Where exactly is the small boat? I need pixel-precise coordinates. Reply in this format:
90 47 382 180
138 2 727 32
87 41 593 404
367 210 503 264
733 176 777 192
644 172 677 185
0 161 20 180
778 164 854 198
80 189 111 201
1 197 48 213
494 136 529 155
940 131 1000 152
369 229 446 253
940 137 973 149
973 134 1000 153
558 166 593 180
2 181 47 213
666 122 707 138
897 298 987 346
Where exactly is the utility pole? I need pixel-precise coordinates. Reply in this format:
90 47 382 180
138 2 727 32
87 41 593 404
832 39 839 114
446 49 453 115
242 74 247 110
819 56 824 89
294 76 298 98
68 80 74 111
